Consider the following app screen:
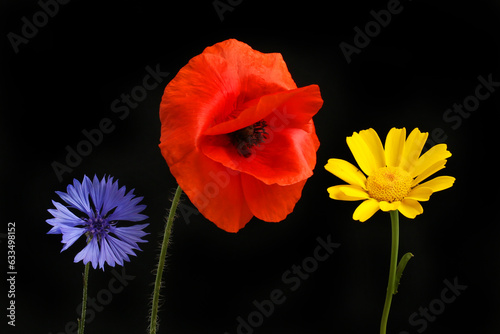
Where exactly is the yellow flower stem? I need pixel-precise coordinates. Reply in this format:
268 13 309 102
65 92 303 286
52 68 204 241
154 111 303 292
78 261 90 334
380 210 399 334
149 185 183 334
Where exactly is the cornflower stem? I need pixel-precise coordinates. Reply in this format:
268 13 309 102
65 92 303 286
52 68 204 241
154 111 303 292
380 210 399 334
78 262 90 334
149 185 183 334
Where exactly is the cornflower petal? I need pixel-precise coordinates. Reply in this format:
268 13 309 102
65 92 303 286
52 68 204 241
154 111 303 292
100 178 125 216
89 175 107 214
109 236 139 260
105 235 133 263
59 226 86 251
99 237 129 269
74 237 100 269
103 183 148 221
110 224 150 248
56 177 92 215
107 197 148 222
46 201 85 233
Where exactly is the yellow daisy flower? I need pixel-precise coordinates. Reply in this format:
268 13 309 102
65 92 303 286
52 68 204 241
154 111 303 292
325 127 455 222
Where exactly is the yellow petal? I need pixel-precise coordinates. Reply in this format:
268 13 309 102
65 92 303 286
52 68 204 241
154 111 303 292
379 201 401 211
398 199 423 219
401 128 428 174
411 144 451 178
413 176 455 192
347 129 385 175
406 187 433 201
327 185 369 201
384 127 406 168
359 128 386 169
353 198 380 222
325 158 367 189
411 160 447 187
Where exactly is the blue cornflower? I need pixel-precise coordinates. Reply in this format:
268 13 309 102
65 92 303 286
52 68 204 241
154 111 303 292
47 175 149 270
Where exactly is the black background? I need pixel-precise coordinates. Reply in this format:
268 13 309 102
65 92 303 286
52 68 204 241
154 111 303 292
1 0 499 333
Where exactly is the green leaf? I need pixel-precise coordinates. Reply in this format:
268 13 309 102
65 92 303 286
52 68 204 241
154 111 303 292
394 252 414 295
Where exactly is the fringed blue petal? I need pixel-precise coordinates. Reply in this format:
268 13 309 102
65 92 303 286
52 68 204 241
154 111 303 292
59 226 86 251
74 237 100 269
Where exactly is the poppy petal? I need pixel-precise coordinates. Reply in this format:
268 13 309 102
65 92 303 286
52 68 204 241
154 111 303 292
241 174 306 222
262 85 323 131
203 39 297 100
201 127 318 186
159 52 241 169
169 151 253 233
204 85 323 136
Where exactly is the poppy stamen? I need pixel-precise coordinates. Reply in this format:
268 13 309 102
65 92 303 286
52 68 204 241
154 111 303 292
230 120 269 157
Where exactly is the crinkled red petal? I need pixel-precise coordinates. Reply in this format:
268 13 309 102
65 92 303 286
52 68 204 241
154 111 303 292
241 174 307 222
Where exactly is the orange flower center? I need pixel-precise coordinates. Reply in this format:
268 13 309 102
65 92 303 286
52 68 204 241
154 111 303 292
366 166 412 202
229 120 268 157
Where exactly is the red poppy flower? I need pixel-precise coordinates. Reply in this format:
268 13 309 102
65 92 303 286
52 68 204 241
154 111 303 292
159 39 323 232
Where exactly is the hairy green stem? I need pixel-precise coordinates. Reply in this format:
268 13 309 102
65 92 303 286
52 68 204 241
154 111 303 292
78 262 90 334
380 210 399 334
149 185 183 334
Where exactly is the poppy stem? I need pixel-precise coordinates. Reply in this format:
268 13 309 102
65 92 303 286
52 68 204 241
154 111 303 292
380 210 399 334
149 185 183 334
78 262 90 334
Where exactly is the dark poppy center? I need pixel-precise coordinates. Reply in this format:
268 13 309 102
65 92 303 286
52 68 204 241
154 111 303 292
229 120 269 158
